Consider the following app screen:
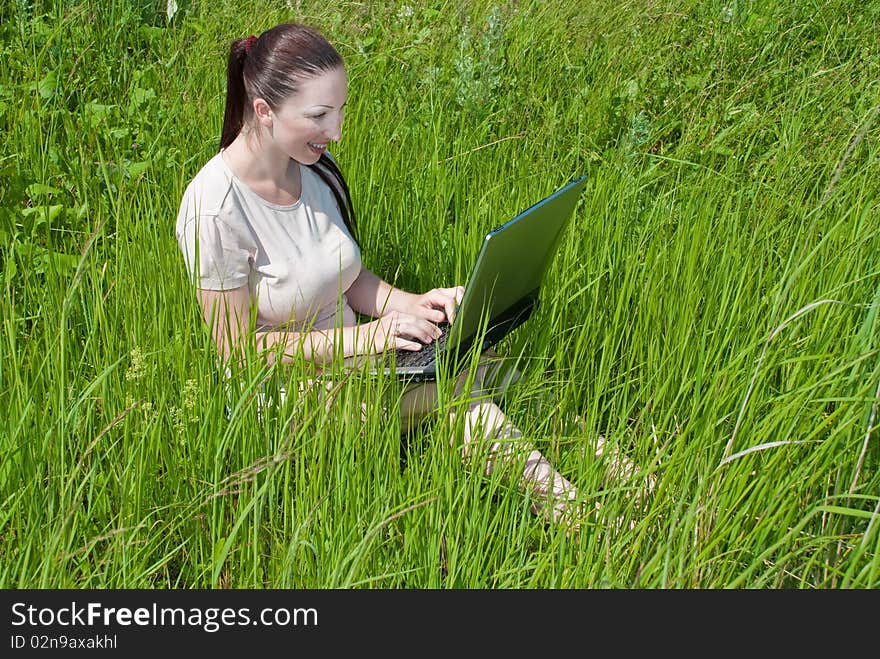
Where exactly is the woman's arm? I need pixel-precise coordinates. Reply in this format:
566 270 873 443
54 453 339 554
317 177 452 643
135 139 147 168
197 283 444 365
346 267 464 326
197 286 348 364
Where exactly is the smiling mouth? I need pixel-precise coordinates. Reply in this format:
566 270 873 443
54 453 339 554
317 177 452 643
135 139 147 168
307 142 327 152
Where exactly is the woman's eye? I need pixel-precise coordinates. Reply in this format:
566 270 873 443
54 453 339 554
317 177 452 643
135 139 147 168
310 112 326 119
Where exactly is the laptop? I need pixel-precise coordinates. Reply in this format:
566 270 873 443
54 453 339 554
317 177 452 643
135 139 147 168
362 175 587 382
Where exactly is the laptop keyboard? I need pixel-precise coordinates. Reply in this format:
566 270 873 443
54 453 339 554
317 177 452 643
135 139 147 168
393 323 450 368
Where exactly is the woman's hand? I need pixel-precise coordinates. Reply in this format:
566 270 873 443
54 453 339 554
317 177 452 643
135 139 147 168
368 310 444 352
347 270 464 325
404 286 465 325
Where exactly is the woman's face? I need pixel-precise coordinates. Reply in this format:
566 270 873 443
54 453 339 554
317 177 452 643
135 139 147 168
261 65 348 165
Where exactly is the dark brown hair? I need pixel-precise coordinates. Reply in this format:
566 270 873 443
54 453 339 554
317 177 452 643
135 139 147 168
220 23 356 240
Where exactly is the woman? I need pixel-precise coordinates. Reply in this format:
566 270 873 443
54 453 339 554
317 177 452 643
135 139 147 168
175 23 583 530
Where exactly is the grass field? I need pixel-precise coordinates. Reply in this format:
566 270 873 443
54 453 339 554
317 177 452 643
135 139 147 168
1 0 878 588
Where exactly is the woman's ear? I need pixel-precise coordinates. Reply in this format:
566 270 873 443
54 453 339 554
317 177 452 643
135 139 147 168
253 98 272 128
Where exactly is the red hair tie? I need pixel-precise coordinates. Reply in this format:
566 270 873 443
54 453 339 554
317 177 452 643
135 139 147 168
243 35 257 55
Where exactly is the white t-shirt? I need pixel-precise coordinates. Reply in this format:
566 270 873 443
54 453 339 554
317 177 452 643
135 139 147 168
175 151 362 332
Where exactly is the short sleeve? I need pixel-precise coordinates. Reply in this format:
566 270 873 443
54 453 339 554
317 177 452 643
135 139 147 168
176 213 251 291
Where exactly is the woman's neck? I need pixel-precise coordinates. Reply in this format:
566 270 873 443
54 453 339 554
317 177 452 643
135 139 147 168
223 132 302 206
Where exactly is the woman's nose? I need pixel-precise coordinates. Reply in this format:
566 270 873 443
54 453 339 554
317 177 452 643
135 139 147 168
327 116 342 142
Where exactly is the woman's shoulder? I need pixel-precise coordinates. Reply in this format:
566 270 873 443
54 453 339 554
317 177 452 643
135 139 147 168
178 152 234 219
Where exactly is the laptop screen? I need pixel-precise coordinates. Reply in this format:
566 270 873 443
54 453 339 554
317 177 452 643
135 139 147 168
446 176 587 355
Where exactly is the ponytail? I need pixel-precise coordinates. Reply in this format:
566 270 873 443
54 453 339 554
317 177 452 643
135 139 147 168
219 38 251 151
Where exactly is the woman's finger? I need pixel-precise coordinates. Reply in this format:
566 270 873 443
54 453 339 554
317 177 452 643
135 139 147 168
401 316 441 344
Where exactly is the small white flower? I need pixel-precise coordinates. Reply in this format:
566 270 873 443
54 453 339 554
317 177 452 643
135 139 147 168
169 405 186 435
125 346 147 381
182 378 198 411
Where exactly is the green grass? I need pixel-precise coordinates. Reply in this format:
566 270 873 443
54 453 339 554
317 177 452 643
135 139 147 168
1 0 878 588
